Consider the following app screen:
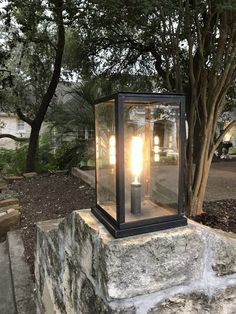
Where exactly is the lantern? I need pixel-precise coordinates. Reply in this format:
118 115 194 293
92 92 187 238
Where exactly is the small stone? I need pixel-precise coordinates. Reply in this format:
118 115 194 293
0 198 19 208
3 176 24 183
23 172 38 178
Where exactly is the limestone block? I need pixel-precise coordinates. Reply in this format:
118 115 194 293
35 210 236 314
71 210 205 300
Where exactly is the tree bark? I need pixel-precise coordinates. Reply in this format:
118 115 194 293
21 0 65 172
26 123 41 172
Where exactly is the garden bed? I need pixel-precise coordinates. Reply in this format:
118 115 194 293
7 174 236 276
10 174 95 274
195 199 236 233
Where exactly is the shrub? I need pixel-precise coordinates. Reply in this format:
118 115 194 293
0 145 28 174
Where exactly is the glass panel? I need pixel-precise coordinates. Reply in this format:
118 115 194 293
95 100 116 220
124 99 179 222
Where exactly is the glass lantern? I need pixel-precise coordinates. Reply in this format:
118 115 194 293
92 92 187 238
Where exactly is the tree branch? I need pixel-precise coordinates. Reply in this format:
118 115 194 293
0 134 29 142
213 120 236 152
16 108 33 126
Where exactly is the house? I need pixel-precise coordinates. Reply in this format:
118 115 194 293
224 110 236 146
0 112 31 149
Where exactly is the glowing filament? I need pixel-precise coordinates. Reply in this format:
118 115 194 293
109 135 116 165
154 135 160 162
154 136 159 145
169 135 173 148
154 154 160 162
131 136 143 184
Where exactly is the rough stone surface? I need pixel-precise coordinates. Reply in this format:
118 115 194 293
211 230 236 276
148 287 236 314
35 210 236 314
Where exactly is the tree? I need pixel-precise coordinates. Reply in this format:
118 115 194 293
1 0 67 172
73 0 236 216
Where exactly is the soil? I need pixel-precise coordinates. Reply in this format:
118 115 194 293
7 173 236 276
10 174 95 275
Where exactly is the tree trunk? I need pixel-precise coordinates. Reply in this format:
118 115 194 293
18 0 65 172
190 159 211 217
26 123 41 172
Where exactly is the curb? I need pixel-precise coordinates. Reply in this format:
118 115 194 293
7 230 36 314
71 167 95 188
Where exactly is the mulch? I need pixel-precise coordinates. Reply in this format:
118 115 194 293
10 174 95 275
194 199 236 233
7 174 236 275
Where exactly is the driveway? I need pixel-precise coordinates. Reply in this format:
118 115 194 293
205 161 236 201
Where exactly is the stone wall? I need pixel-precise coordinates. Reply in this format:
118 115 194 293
35 209 236 313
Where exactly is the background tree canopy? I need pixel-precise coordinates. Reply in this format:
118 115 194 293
0 0 236 217
68 0 236 216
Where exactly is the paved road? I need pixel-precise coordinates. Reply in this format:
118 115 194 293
205 160 236 201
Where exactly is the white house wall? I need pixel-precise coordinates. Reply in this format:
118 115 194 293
0 114 31 149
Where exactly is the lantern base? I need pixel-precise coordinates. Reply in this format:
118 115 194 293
91 206 187 238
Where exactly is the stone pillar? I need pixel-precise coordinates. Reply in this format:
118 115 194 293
35 209 236 313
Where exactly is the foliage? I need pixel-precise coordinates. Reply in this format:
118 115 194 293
0 0 73 172
0 145 27 174
51 75 157 169
0 140 57 175
54 139 94 170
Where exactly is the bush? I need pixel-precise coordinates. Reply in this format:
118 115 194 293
37 133 58 172
0 145 28 174
0 135 95 175
54 139 95 170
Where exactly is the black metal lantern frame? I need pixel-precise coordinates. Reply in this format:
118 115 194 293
92 93 187 238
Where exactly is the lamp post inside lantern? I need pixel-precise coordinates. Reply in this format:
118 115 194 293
92 92 187 238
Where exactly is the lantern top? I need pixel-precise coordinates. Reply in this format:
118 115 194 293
93 92 185 105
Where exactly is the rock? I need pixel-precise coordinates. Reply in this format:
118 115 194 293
0 209 20 235
52 170 69 175
0 204 21 214
0 198 19 208
3 176 24 183
23 172 38 178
